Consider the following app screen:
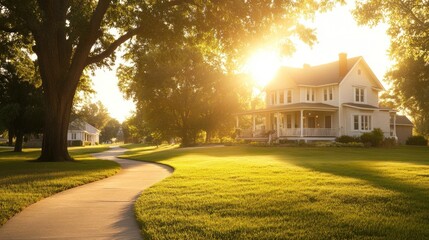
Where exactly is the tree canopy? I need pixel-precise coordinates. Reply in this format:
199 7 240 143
1 0 337 160
73 101 111 130
0 46 44 152
353 0 429 136
119 44 249 146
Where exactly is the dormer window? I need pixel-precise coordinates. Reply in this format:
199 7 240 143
354 87 365 103
323 87 333 101
270 91 276 105
306 88 315 102
279 91 284 104
286 89 292 103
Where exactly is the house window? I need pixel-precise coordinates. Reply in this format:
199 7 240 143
361 115 372 131
323 87 333 101
71 133 76 140
354 87 365 103
286 89 292 103
286 114 292 128
306 88 314 102
279 91 284 104
270 91 276 105
353 116 359 130
353 115 372 131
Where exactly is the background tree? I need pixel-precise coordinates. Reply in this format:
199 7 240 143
0 60 44 152
100 118 121 143
199 74 249 143
1 0 335 160
387 57 429 136
122 112 150 144
120 45 205 146
73 101 110 130
353 0 429 136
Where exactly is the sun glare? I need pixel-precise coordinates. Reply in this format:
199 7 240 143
244 50 281 88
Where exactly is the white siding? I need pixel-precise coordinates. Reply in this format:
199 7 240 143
341 107 390 137
339 61 380 106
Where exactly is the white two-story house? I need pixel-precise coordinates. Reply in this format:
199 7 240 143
67 119 100 146
236 53 402 142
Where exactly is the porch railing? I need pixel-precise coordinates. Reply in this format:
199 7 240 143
238 128 338 138
279 128 337 137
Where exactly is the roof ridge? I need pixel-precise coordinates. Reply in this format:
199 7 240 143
279 56 362 70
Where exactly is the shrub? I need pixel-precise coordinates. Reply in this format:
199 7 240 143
360 128 384 147
382 137 397 148
406 136 428 146
69 140 83 146
336 135 359 143
220 136 234 144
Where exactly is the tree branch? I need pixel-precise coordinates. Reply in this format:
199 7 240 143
85 27 142 66
397 1 428 29
0 23 20 33
67 0 111 86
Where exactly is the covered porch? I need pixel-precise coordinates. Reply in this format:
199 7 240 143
235 103 339 141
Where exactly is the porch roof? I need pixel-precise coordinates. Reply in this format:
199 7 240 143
236 103 338 115
342 102 382 111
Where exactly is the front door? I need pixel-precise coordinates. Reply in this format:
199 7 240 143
325 115 332 128
308 116 316 128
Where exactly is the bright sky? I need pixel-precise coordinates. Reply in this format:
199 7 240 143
92 3 391 122
91 56 135 123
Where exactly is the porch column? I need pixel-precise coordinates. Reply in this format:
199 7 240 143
276 112 280 138
300 110 304 137
252 114 256 137
393 113 397 137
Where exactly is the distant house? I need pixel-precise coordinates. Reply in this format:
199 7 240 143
392 115 413 144
235 53 413 142
67 119 100 146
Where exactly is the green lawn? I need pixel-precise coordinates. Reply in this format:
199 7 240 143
0 146 120 226
121 145 429 239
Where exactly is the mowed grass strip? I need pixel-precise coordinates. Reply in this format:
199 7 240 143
121 145 429 239
0 146 120 226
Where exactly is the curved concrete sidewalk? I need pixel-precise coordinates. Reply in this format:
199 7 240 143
0 147 173 240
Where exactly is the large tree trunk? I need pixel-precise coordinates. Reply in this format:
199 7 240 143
14 131 23 152
7 129 14 147
205 130 211 143
37 90 75 162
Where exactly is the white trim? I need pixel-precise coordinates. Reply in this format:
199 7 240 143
343 103 377 111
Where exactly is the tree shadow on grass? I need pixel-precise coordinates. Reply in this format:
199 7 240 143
284 156 429 237
123 145 429 166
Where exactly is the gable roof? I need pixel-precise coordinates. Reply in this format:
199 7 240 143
267 56 384 90
394 115 414 126
69 119 100 134
273 57 361 86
